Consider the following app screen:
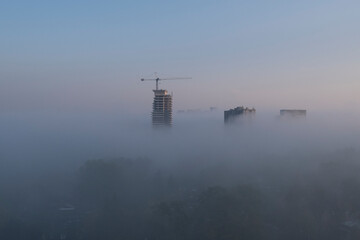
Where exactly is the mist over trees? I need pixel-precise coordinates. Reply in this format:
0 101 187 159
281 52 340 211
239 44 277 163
1 148 360 240
1 109 359 240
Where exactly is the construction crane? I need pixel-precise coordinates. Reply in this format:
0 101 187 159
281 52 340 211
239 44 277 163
141 76 191 90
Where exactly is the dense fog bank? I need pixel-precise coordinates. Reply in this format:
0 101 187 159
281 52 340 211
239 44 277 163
1 110 360 239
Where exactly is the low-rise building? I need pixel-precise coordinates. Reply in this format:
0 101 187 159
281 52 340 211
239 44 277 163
280 109 306 118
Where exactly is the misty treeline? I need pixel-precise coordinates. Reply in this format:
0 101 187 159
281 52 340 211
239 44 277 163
1 149 360 240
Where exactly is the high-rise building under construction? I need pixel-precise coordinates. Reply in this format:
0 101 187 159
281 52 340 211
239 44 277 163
152 89 172 127
141 75 190 127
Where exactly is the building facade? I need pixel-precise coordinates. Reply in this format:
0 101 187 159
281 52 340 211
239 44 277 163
152 90 172 127
224 106 256 123
280 109 306 118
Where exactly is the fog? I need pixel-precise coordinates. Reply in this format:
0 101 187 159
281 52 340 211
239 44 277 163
1 109 360 239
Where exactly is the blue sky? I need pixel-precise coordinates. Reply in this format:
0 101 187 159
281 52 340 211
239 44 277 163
1 0 360 113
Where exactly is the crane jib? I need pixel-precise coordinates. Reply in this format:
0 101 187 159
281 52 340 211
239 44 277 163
140 77 191 90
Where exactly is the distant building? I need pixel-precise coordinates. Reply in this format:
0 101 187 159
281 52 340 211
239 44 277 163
152 90 172 127
224 106 256 123
177 109 202 114
280 109 306 118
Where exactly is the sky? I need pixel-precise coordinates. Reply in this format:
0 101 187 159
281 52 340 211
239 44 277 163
1 0 360 114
